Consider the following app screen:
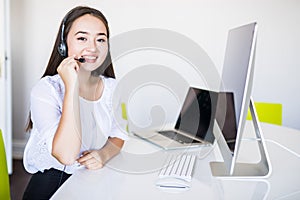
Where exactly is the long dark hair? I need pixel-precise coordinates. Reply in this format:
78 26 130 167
26 6 115 131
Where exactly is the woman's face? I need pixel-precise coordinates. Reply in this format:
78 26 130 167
67 14 108 71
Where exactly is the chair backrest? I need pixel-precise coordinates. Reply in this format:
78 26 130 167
247 102 282 125
121 103 129 132
0 129 11 200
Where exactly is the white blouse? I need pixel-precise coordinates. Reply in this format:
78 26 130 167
23 74 128 174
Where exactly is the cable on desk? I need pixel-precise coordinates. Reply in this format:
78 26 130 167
57 165 66 188
242 137 300 158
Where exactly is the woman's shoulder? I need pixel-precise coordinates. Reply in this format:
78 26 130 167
102 75 117 89
31 74 64 98
99 76 118 105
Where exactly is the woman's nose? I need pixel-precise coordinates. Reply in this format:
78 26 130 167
86 40 97 52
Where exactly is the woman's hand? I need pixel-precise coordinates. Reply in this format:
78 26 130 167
77 150 105 170
76 138 124 170
57 55 80 89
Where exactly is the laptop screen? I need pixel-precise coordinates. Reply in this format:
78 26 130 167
174 87 218 143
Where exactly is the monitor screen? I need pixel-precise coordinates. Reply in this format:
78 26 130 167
215 92 237 152
175 87 218 143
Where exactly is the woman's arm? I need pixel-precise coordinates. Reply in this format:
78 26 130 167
77 137 124 169
52 56 82 165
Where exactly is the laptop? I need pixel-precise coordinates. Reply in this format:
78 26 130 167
132 87 219 150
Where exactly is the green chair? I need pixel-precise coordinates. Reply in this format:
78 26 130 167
121 103 129 132
0 129 11 200
246 102 282 125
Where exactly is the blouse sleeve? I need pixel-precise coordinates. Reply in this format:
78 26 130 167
105 78 129 141
109 104 129 140
30 77 63 152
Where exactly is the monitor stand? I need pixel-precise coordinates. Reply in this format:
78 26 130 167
210 97 271 177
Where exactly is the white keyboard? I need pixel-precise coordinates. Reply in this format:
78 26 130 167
158 153 196 182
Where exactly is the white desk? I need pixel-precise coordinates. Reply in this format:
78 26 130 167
51 122 300 200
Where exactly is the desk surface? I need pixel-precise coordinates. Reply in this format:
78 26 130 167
51 122 300 200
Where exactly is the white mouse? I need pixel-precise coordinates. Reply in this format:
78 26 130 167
155 177 191 191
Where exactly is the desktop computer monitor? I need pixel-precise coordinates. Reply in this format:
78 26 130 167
210 22 270 177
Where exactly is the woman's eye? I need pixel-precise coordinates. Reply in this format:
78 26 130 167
77 37 86 41
97 38 106 43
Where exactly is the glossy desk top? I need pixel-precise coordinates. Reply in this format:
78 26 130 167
51 122 300 200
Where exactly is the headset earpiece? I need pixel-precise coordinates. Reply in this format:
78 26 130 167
58 16 68 57
58 42 67 57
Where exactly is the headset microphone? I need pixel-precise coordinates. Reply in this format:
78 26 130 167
75 58 86 63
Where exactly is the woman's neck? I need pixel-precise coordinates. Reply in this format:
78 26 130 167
77 72 103 101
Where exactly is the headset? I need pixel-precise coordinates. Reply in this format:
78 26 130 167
58 14 85 63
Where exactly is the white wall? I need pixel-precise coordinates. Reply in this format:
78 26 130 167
1 0 12 173
0 0 12 174
10 0 300 157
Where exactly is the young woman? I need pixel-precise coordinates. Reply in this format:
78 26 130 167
23 6 128 199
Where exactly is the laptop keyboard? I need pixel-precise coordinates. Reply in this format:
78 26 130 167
158 153 196 182
158 130 202 144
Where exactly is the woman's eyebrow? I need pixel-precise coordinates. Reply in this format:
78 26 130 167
75 31 107 37
75 31 88 35
97 33 107 37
